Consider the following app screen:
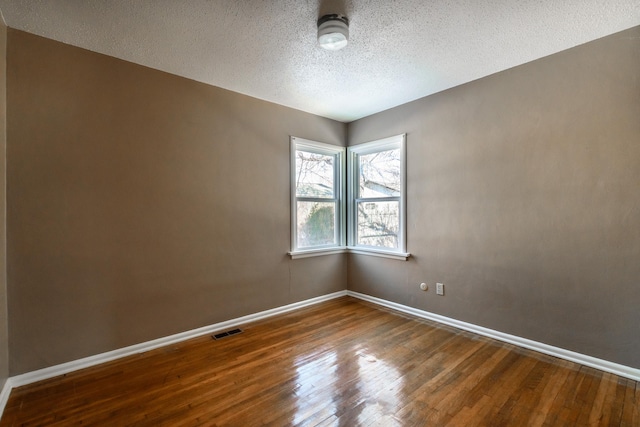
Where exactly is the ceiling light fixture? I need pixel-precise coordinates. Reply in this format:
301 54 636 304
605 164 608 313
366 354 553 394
317 14 349 51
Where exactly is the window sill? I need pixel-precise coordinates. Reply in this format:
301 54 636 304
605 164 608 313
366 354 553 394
288 248 347 259
288 247 410 261
346 247 411 261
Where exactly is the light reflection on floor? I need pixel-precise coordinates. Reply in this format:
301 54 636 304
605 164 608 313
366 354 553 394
293 344 404 426
354 348 403 426
293 349 338 425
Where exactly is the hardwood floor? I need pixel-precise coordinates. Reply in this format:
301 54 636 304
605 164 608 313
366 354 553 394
1 297 638 426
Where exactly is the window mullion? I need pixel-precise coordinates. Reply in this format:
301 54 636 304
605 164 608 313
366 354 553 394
354 196 400 203
296 197 338 203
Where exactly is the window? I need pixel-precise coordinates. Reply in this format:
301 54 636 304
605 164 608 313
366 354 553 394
290 137 345 257
348 135 407 257
289 134 408 260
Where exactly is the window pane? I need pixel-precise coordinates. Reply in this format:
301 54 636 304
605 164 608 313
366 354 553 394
358 149 401 198
297 201 336 248
357 201 399 249
296 151 335 198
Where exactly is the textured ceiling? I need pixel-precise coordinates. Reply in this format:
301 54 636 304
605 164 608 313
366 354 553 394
0 1 639 122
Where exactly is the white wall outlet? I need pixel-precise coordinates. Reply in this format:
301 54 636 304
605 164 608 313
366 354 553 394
436 283 444 295
419 282 428 291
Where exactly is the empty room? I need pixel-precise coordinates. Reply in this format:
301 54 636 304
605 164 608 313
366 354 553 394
0 0 638 425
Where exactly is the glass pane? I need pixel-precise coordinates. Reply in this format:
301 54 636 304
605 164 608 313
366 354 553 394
357 201 399 249
358 148 401 198
296 151 335 198
297 201 336 248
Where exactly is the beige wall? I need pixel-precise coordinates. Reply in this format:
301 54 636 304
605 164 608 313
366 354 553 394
0 18 8 385
348 26 640 368
6 29 347 375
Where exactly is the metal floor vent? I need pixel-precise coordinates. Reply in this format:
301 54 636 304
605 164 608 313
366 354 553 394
212 328 243 340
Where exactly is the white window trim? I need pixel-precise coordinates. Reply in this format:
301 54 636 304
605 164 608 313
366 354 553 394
347 134 409 258
289 137 346 257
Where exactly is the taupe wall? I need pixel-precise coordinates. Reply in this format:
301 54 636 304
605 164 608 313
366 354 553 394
348 26 640 368
6 29 347 375
0 18 8 385
5 23 640 376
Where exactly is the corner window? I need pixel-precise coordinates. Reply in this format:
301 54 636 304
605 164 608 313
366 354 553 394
290 137 345 257
289 134 408 260
348 135 407 257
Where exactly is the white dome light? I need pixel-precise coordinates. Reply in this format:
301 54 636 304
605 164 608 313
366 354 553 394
317 14 349 51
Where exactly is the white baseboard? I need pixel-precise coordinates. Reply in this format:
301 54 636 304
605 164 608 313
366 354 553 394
8 290 348 389
0 378 12 417
347 290 640 382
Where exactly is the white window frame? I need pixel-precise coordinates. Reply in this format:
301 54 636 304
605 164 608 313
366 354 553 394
289 137 346 259
347 134 409 260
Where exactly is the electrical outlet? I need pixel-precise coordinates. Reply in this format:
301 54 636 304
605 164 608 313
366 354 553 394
436 283 444 295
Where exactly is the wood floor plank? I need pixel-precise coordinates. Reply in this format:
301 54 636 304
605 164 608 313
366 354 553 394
0 296 637 426
618 379 633 427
